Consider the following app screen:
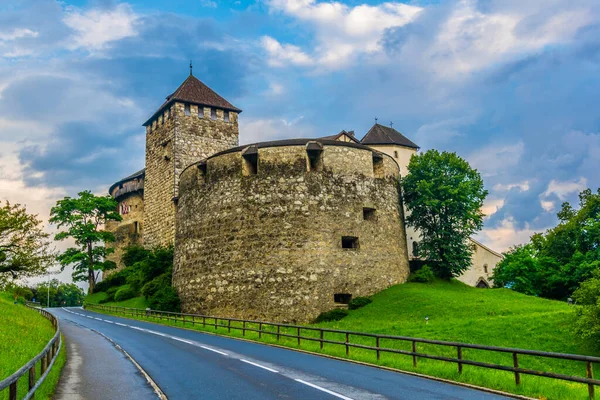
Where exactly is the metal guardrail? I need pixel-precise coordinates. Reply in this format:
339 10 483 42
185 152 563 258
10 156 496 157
86 303 598 399
0 305 61 400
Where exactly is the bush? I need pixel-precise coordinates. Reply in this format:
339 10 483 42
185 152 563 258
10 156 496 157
148 286 180 312
348 297 372 310
122 246 151 268
94 269 129 293
408 265 436 283
114 286 137 302
126 270 145 293
141 273 171 299
313 308 348 323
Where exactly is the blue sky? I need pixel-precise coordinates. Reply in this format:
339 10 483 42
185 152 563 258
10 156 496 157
1 0 600 276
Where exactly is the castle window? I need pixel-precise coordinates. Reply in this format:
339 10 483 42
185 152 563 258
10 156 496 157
394 150 398 158
306 142 323 172
334 293 352 304
133 221 139 234
198 107 204 118
242 146 258 176
372 153 384 178
341 236 359 250
184 104 191 116
363 207 376 221
412 241 419 257
484 264 488 274
224 111 230 122
211 108 217 120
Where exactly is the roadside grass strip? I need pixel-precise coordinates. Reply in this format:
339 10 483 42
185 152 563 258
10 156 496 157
83 280 599 400
0 293 65 400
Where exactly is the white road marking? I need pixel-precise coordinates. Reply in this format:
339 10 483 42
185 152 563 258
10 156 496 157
104 320 114 324
147 330 167 337
86 316 94 319
94 317 103 321
240 359 279 373
172 337 194 345
131 326 146 331
115 322 127 327
294 379 354 400
200 345 228 356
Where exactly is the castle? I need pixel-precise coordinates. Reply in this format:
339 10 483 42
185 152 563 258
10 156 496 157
106 73 502 322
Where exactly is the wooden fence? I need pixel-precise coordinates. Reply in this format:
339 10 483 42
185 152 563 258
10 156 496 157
0 305 61 400
86 303 599 399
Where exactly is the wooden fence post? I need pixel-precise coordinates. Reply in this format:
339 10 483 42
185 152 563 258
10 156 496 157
228 319 231 333
376 336 380 360
412 341 417 368
345 332 349 356
320 330 324 350
259 323 262 339
457 346 463 374
9 382 17 400
277 325 281 341
587 361 595 400
513 353 521 385
29 365 36 395
243 321 246 336
297 327 301 346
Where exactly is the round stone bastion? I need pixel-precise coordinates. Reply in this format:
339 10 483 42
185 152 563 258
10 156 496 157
173 138 410 323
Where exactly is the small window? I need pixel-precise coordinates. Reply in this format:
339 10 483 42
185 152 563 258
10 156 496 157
184 104 191 116
372 153 384 178
224 111 230 122
198 107 204 118
211 108 217 120
394 150 398 158
484 264 488 274
134 221 139 234
341 236 359 249
334 293 352 304
307 150 323 171
363 207 376 221
412 241 419 257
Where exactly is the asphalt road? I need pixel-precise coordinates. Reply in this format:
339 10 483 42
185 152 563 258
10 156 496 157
51 307 510 400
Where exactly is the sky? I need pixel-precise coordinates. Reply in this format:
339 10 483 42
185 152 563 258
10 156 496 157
1 0 599 286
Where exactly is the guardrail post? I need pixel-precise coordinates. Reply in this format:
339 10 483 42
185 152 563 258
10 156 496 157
259 322 262 339
29 364 36 396
9 381 16 400
457 346 463 374
320 329 324 350
376 336 380 360
412 341 417 368
587 361 595 399
513 352 520 385
345 332 349 356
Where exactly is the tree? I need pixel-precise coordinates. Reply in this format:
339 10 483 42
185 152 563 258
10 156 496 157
50 191 121 293
401 150 488 279
35 279 85 307
0 201 54 283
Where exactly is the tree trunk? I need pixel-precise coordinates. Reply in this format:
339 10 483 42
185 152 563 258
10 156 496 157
87 242 95 294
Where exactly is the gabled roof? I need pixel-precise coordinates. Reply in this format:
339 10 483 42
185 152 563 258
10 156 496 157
108 169 145 195
143 75 242 126
320 130 360 143
360 123 419 149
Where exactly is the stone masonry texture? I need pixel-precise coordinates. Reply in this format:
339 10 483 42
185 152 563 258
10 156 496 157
173 143 410 323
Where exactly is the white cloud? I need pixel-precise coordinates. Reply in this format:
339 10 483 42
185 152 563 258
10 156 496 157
240 116 313 144
64 4 138 50
476 217 544 252
492 180 530 192
542 177 588 201
265 0 422 68
0 28 38 42
261 36 313 67
482 197 504 218
468 141 524 178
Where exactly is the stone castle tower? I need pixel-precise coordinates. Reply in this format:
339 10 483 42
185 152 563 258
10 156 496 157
142 73 242 247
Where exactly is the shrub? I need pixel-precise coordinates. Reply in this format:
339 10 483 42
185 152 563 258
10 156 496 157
141 273 171 299
94 270 129 293
148 286 180 312
122 246 151 268
114 286 137 302
314 308 348 323
408 265 436 283
348 297 372 310
126 270 145 293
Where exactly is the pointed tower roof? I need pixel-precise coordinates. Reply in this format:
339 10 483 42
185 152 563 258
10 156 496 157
143 75 242 126
360 123 419 149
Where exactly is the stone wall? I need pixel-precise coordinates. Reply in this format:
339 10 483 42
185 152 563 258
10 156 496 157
105 191 144 274
174 142 410 323
143 102 239 248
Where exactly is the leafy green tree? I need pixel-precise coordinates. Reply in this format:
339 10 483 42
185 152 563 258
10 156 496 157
0 201 55 283
401 150 488 279
491 244 542 295
50 191 121 293
35 279 85 307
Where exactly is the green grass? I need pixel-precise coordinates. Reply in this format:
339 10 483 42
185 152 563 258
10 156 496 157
0 292 64 400
85 287 148 309
85 280 595 400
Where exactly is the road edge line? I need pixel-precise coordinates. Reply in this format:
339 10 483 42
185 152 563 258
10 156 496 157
82 308 533 400
87 327 167 400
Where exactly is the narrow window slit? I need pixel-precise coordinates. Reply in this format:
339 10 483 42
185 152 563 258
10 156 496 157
372 153 384 178
363 207 376 221
306 141 323 172
334 293 352 304
341 236 359 249
242 146 258 176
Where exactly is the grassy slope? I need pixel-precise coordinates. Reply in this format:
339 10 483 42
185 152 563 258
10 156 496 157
0 292 63 400
86 280 594 399
85 288 148 309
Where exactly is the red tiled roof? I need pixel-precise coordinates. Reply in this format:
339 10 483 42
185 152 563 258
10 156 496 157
143 75 242 126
